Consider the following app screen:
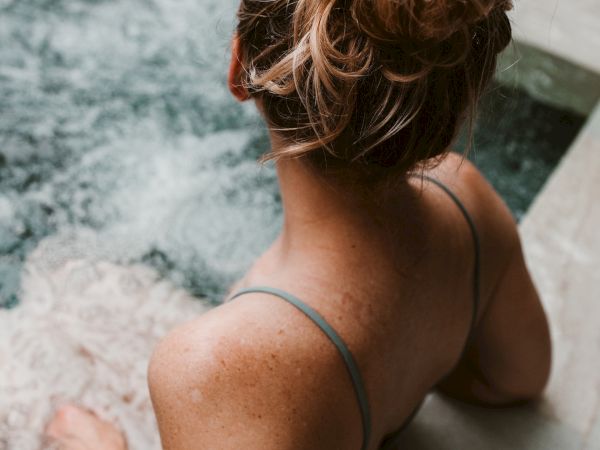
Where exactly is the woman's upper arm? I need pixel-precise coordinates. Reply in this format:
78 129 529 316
434 154 552 405
147 298 361 450
470 233 552 400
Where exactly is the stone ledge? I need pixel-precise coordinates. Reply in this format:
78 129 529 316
510 0 600 74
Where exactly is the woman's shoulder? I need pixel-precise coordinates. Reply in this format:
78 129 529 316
148 293 362 449
424 152 515 229
148 294 306 398
423 152 522 311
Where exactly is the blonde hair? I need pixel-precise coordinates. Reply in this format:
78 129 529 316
236 0 512 180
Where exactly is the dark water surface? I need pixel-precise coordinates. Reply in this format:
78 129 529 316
0 0 586 307
463 83 585 218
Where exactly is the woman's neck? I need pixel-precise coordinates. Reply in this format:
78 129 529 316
274 153 416 256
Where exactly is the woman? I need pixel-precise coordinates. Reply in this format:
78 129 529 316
46 0 552 449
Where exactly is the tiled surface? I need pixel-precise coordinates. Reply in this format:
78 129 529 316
511 0 600 73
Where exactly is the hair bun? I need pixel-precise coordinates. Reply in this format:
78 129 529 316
352 0 512 43
236 0 512 177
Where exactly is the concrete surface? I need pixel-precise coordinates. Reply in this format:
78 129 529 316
521 102 600 447
511 0 600 74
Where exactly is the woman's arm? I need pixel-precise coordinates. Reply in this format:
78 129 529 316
437 235 552 405
434 156 552 406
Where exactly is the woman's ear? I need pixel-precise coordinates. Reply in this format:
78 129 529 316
228 35 250 102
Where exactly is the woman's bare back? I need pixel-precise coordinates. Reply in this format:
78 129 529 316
147 153 551 449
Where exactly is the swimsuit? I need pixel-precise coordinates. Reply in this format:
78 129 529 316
228 175 481 450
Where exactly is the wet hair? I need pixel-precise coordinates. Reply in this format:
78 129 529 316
236 0 513 182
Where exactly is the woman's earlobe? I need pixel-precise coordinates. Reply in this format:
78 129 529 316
228 36 251 102
228 65 250 102
230 81 250 102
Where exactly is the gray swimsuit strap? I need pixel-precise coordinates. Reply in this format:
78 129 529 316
378 174 482 449
228 176 481 450
228 285 372 450
418 174 481 332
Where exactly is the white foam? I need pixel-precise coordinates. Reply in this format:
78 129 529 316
0 240 206 450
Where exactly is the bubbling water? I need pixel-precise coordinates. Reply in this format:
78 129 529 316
0 0 283 306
